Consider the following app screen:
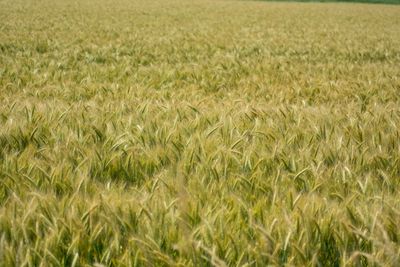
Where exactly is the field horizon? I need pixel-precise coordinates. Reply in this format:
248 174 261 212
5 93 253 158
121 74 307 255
1 0 400 266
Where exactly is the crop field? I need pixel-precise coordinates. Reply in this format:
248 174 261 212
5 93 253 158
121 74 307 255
1 0 400 266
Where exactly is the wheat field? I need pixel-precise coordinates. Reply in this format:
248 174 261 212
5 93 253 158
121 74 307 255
0 0 400 266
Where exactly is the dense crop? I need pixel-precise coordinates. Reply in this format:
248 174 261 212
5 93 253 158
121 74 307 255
1 0 400 266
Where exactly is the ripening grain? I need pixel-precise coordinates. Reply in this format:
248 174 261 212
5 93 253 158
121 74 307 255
0 0 400 266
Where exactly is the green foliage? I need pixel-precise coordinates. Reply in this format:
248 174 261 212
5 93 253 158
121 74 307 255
257 0 400 5
0 0 400 266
